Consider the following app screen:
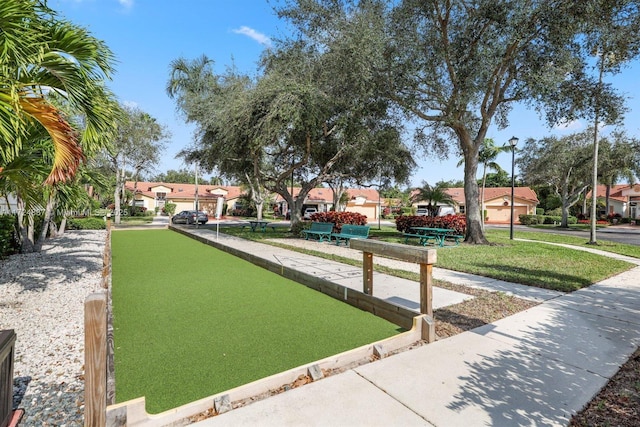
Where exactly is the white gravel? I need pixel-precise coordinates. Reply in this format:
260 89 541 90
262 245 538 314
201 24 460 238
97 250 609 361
0 230 107 426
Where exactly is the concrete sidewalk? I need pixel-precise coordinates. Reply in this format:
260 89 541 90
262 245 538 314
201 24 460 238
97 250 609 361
183 227 640 427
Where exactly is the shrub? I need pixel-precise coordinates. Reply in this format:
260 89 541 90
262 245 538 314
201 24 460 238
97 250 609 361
542 215 561 224
309 211 367 232
0 215 19 259
290 221 306 237
67 217 106 230
519 214 539 225
536 208 544 216
163 203 176 216
128 206 147 217
578 219 609 225
400 207 413 215
545 208 562 216
395 214 466 235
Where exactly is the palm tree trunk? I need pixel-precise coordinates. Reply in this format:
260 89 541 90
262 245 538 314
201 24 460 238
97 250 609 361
33 192 56 252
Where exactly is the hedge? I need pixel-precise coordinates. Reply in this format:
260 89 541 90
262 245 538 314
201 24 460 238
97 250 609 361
518 214 577 225
67 217 106 230
308 211 367 232
0 215 19 259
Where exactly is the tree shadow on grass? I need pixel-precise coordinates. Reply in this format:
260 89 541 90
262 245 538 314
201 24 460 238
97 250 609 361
472 262 592 291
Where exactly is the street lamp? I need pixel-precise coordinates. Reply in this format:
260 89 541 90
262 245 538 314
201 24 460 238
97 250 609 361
509 136 519 240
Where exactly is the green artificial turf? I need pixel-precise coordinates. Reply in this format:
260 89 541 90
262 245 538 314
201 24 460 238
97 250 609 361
111 230 401 413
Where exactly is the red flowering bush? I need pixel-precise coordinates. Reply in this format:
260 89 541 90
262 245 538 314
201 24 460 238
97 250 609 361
578 219 609 225
396 214 466 235
309 211 367 232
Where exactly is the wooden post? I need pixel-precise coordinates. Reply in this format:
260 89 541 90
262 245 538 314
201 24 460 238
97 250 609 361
0 330 17 427
85 293 107 427
420 263 433 317
106 213 111 230
363 251 373 295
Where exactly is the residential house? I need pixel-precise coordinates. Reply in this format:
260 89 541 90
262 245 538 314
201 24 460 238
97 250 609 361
588 184 640 219
273 187 382 220
0 192 18 214
125 181 244 216
127 182 384 219
411 187 539 224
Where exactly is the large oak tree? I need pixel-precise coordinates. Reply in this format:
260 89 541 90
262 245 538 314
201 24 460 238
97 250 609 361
277 0 637 243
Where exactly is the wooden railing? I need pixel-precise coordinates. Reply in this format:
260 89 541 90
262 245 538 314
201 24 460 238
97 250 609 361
350 239 437 342
84 224 112 427
0 329 17 427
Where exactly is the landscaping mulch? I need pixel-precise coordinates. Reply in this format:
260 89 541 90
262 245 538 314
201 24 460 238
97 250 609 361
432 283 538 338
569 347 640 427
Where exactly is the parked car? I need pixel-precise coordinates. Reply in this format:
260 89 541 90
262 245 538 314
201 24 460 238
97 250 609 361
303 207 318 219
416 208 428 216
171 210 208 225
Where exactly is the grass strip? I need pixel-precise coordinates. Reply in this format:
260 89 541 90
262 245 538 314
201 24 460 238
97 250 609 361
216 224 635 292
111 230 401 413
497 228 640 258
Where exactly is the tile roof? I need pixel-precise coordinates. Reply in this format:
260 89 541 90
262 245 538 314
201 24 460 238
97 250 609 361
272 187 380 203
410 187 539 204
125 181 244 200
586 184 633 203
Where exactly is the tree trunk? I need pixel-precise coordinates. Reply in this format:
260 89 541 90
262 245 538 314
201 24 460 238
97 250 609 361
34 193 56 252
21 213 36 253
560 190 570 228
463 144 487 244
58 217 67 236
114 165 125 224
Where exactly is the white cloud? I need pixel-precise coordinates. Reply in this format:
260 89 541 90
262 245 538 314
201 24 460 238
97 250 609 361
553 119 583 131
122 100 138 109
232 26 272 47
118 0 134 10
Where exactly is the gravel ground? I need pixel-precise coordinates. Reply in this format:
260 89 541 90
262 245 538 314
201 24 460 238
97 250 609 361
0 230 106 426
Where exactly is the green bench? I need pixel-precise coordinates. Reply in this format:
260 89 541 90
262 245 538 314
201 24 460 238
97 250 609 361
445 234 465 245
331 224 370 246
403 231 464 246
301 222 334 242
403 233 439 246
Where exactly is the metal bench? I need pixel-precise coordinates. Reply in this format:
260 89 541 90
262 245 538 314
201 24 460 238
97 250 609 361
301 222 334 242
403 232 439 246
331 224 370 246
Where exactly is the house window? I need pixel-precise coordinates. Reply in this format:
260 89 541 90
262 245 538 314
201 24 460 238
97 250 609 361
156 192 166 200
459 205 465 214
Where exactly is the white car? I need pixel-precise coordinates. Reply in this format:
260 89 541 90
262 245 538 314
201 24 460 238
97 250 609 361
416 208 428 216
303 207 318 219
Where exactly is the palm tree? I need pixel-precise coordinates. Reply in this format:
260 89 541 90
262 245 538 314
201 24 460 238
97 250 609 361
412 181 456 217
0 0 117 185
1 0 118 251
457 138 510 227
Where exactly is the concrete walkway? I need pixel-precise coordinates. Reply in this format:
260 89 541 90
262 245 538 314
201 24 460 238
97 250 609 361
178 227 640 427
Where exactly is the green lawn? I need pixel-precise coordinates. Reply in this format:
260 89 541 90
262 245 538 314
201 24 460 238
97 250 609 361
498 228 640 259
111 230 402 413
218 224 636 293
434 230 632 291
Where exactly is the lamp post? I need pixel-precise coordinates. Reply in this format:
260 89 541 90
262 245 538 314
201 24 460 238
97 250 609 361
509 136 519 240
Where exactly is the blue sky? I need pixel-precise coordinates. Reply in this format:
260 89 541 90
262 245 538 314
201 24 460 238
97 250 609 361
52 0 640 187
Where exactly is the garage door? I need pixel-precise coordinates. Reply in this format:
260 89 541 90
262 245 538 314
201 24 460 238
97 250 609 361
486 206 527 223
348 205 376 219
